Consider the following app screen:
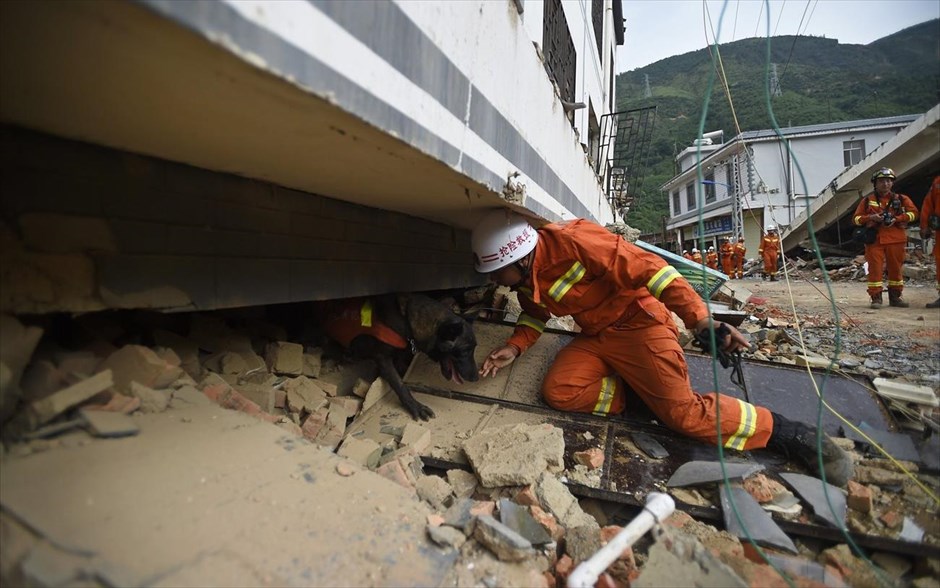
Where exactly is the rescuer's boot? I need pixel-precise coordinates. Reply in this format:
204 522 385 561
927 297 940 309
888 292 909 308
870 293 883 309
766 412 853 487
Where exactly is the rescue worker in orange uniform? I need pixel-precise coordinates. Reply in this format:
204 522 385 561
758 226 781 280
682 249 692 261
471 210 852 486
719 238 734 276
919 175 940 309
732 237 747 279
705 247 719 270
853 168 917 308
691 248 703 264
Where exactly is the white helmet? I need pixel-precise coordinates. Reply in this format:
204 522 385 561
471 210 539 273
767 225 777 231
692 248 699 253
708 246 715 251
682 249 688 254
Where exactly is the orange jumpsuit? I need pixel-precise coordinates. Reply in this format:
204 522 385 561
705 250 719 270
691 251 703 264
920 176 940 295
732 240 747 279
504 220 773 451
719 242 734 275
853 191 917 298
682 252 693 261
758 234 781 278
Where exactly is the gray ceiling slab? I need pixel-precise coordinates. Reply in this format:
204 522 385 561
780 473 847 530
720 485 798 554
666 461 765 488
686 354 893 435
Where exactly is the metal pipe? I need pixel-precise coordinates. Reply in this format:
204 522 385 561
567 493 675 588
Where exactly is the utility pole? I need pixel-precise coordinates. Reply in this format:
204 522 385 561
643 74 652 99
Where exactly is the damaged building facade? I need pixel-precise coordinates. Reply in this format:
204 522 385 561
0 0 625 314
661 112 934 253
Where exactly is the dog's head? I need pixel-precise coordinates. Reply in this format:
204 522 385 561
426 315 480 385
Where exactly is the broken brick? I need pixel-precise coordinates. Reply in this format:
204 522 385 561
741 473 785 503
554 554 574 581
514 485 539 507
300 409 328 441
375 459 416 493
97 345 182 393
202 381 277 423
400 422 431 454
529 505 564 542
879 510 902 529
600 526 636 564
846 480 873 513
573 447 604 469
336 436 382 469
264 341 303 375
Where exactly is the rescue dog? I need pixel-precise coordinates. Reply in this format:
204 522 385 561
322 294 480 420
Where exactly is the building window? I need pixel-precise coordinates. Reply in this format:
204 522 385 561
686 183 696 209
592 0 603 58
543 0 577 124
672 190 681 215
843 139 865 167
704 172 716 204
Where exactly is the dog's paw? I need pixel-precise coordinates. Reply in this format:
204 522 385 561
408 401 435 421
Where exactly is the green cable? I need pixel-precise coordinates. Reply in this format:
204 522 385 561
755 1 891 584
696 2 794 585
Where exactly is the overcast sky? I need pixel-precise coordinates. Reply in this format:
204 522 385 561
617 0 940 72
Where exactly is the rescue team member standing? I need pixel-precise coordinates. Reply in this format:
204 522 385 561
471 210 852 486
682 249 692 261
719 238 734 276
691 248 702 264
758 226 781 280
732 237 747 279
705 247 718 270
921 175 940 309
853 168 917 309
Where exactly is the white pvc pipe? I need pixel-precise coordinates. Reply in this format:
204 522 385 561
567 492 676 588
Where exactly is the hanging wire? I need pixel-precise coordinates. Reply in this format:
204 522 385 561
698 2 795 585
755 1 897 582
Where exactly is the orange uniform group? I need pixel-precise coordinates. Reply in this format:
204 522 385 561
500 220 772 451
852 168 917 307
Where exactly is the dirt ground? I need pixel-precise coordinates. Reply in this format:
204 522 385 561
733 276 940 343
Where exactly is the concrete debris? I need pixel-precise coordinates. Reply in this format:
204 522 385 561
462 423 565 487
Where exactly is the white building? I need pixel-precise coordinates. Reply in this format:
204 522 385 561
0 0 627 313
662 115 920 254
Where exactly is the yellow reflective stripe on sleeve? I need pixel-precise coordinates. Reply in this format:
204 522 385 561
592 376 616 416
887 280 905 287
905 212 916 221
853 216 864 224
516 313 546 333
723 399 757 450
646 266 681 299
360 300 373 327
548 262 586 302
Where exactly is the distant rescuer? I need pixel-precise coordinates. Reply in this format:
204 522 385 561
733 236 747 279
470 210 853 486
705 246 719 270
921 175 940 309
758 226 781 280
719 237 735 276
853 167 918 309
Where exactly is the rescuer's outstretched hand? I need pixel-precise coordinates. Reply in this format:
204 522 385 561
480 344 520 378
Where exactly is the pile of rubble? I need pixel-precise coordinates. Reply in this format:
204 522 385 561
739 251 937 284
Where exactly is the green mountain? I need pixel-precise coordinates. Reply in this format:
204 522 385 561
615 19 940 232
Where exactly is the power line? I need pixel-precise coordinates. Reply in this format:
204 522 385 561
777 0 817 88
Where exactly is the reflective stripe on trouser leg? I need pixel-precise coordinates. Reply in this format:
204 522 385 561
592 376 617 416
885 243 906 294
587 308 773 450
541 339 625 416
723 398 758 450
865 243 886 297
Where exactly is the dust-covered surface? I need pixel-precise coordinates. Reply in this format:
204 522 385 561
1 272 938 587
